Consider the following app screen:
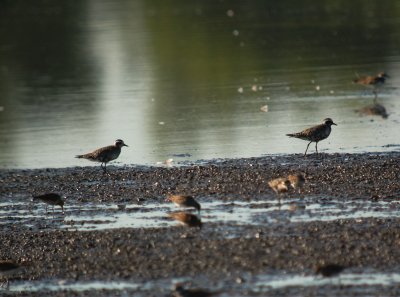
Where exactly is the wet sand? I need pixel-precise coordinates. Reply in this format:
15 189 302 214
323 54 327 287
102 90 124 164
1 152 400 296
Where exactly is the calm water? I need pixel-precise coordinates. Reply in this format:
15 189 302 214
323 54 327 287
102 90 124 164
1 1 400 168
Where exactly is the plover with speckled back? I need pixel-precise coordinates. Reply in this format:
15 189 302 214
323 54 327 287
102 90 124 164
353 71 389 103
166 194 201 214
286 118 337 157
75 139 128 173
33 193 64 213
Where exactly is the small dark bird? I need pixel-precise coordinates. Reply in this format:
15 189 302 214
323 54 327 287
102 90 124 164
33 193 64 213
75 139 128 173
286 118 337 157
169 212 202 228
166 194 201 214
0 261 21 289
315 263 346 277
172 283 215 297
287 174 306 193
353 71 389 103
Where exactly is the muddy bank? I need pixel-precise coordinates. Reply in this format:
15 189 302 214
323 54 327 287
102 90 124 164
1 152 400 296
1 152 400 203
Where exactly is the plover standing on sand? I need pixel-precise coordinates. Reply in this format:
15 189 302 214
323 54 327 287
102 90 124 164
166 194 201 214
286 118 337 157
33 193 64 213
75 139 128 173
0 261 21 289
353 71 389 103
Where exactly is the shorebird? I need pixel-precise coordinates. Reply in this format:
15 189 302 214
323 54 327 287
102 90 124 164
169 212 202 228
268 178 291 195
0 261 21 289
353 71 389 103
33 193 64 213
286 118 337 157
166 194 201 214
75 139 128 173
172 283 215 297
315 263 346 277
287 174 306 193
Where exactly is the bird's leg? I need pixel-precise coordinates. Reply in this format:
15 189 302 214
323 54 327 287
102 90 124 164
0 279 9 289
101 162 107 174
315 142 319 155
373 89 378 104
304 142 312 157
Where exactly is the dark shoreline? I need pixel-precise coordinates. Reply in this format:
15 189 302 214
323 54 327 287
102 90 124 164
1 152 400 296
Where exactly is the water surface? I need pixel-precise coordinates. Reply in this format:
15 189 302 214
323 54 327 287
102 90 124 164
1 1 400 168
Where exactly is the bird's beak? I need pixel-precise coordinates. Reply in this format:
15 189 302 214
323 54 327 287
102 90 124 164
124 144 128 147
332 122 337 126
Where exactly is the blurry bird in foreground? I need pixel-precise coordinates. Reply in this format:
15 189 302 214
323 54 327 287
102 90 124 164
268 178 291 195
169 212 202 229
33 193 64 213
172 283 215 297
287 174 306 193
268 174 306 203
315 263 346 277
0 261 21 289
353 71 389 103
166 194 201 214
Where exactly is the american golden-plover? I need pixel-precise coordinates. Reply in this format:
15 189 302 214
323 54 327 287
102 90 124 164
75 139 128 173
33 193 64 213
0 261 21 289
169 212 202 228
286 118 337 157
353 71 389 103
166 194 201 214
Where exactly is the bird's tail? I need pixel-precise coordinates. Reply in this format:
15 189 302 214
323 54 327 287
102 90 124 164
286 133 296 137
75 155 83 159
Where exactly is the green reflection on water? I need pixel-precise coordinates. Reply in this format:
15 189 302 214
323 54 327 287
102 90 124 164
0 1 399 168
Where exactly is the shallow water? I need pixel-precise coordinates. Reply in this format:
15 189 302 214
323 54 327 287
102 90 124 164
7 271 400 296
2 198 400 232
1 1 400 169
